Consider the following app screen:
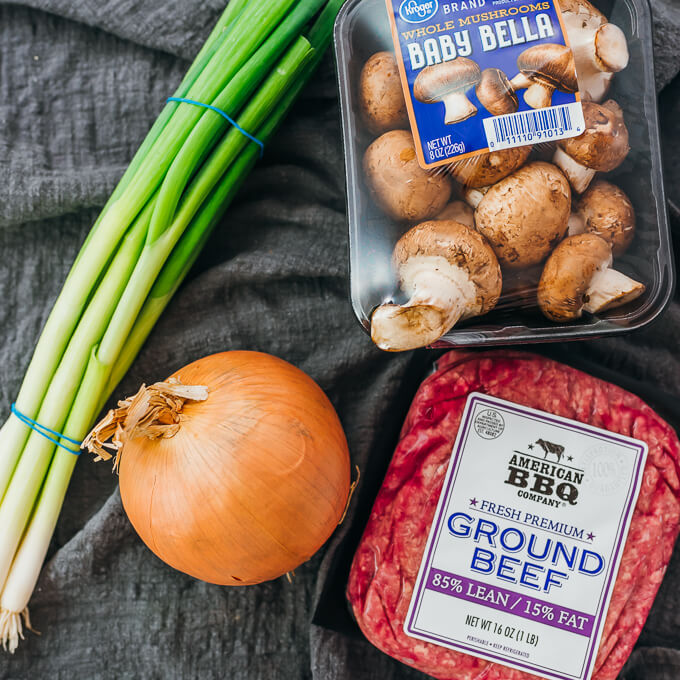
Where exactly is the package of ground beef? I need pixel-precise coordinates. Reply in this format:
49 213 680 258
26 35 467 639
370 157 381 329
347 350 680 680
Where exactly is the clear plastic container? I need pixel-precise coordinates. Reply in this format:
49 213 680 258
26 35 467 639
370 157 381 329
333 0 674 348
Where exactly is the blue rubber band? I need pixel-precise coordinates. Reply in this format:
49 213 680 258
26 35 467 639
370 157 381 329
167 96 264 157
11 404 82 455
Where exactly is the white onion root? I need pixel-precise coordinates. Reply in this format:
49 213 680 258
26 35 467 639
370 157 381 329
0 607 34 654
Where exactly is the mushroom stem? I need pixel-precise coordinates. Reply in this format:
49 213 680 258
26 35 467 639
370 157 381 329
441 92 478 124
553 146 597 194
510 73 532 90
568 212 586 236
371 256 476 351
523 82 556 109
464 185 490 209
583 266 645 313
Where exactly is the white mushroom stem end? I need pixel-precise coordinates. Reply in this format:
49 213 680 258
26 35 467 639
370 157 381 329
553 146 597 194
584 267 645 314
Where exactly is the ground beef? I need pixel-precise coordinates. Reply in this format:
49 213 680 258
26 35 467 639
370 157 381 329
347 350 680 680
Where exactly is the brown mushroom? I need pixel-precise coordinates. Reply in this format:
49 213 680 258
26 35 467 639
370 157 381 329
448 145 532 188
559 0 629 102
476 68 519 116
371 220 502 351
473 161 571 268
538 233 644 321
568 180 635 255
359 52 409 135
413 58 482 124
553 99 629 193
435 200 475 227
363 130 452 221
510 44 578 109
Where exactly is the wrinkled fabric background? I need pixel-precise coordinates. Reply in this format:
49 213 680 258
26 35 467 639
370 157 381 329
0 1 680 678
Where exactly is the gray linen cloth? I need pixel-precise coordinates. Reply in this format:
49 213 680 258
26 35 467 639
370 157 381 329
0 1 679 678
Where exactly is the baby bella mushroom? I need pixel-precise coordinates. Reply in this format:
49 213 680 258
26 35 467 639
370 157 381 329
559 0 630 102
363 130 452 221
359 51 409 135
538 233 644 321
435 200 475 228
510 44 578 109
568 179 635 255
413 58 482 124
474 161 571 268
448 145 532 188
553 99 629 193
371 220 502 351
476 68 519 116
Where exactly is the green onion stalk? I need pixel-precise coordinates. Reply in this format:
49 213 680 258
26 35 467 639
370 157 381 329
0 0 345 652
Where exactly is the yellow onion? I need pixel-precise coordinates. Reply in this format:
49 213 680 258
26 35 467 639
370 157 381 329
85 351 351 585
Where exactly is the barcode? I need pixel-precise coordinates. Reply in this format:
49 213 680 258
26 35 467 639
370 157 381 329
483 102 585 151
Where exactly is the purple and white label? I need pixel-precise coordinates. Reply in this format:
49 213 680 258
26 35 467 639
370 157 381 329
404 393 647 680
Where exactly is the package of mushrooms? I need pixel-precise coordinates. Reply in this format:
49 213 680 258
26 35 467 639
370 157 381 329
333 0 673 351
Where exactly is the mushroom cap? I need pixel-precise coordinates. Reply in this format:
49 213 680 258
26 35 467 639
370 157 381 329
413 58 482 103
575 179 635 255
517 44 578 93
476 68 519 116
538 233 612 321
448 145 532 188
363 130 452 221
558 100 629 171
394 220 502 314
359 52 409 135
474 161 572 268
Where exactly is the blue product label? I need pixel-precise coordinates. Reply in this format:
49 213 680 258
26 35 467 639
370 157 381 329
385 0 585 168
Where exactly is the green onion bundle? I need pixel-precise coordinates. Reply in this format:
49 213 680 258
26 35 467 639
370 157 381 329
0 0 343 652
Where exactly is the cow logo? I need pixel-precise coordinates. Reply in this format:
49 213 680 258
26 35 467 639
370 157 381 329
398 0 439 24
474 409 505 439
534 439 565 463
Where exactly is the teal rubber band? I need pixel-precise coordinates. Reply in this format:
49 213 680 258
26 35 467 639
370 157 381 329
11 403 82 455
167 96 264 157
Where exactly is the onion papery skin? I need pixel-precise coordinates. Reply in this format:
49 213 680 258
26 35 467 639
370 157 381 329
118 351 351 585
